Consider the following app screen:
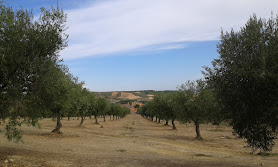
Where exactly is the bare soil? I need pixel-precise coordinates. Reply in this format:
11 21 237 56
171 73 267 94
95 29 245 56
0 113 277 167
119 92 141 100
111 92 118 97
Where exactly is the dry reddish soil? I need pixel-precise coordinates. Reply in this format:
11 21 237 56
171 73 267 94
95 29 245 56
119 92 141 100
0 113 277 167
111 92 118 97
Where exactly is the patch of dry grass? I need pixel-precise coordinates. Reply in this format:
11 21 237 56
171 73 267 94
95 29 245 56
0 113 277 167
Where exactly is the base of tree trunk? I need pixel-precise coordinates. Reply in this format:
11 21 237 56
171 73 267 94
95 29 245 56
195 136 203 140
51 129 63 134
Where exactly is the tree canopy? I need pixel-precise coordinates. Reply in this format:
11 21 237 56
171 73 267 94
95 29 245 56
204 14 278 152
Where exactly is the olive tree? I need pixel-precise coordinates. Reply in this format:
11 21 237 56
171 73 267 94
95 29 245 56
92 97 109 124
204 14 278 152
43 65 72 134
0 4 68 140
177 80 218 140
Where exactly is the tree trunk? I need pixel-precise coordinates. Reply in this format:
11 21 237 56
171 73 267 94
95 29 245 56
155 116 157 122
94 115 98 124
194 119 202 140
212 119 220 125
165 120 169 125
89 115 92 119
172 119 176 130
80 114 84 126
158 118 161 123
52 113 62 134
103 115 106 122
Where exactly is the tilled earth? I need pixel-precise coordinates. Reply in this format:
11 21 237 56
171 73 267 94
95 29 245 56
0 113 277 167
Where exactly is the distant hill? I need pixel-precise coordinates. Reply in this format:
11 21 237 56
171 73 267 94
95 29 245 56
95 90 176 104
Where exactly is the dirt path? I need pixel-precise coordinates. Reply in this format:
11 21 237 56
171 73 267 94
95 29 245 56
0 113 277 167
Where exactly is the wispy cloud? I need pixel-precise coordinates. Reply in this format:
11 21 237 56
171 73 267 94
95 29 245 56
61 0 278 60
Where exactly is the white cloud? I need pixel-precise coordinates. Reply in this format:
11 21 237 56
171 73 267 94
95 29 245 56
60 0 278 60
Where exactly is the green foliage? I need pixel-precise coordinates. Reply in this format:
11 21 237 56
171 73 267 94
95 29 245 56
177 80 218 123
139 80 221 137
5 119 22 142
204 14 278 152
0 3 69 139
91 97 109 123
120 107 130 118
139 93 177 128
67 78 94 125
177 80 220 139
0 3 129 141
134 104 140 109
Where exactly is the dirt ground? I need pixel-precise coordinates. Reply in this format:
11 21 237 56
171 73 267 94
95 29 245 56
0 113 277 167
111 92 118 97
118 92 141 100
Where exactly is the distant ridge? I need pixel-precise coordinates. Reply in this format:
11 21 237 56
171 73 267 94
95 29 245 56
95 90 176 104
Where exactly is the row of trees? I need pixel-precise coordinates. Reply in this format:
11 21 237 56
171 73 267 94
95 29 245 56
0 4 130 141
140 14 278 153
138 79 221 140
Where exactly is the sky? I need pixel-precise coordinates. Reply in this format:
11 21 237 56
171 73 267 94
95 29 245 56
5 0 278 91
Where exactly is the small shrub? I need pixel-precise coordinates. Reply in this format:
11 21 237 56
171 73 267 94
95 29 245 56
116 149 126 152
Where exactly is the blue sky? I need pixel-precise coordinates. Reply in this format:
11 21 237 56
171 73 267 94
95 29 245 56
5 0 278 91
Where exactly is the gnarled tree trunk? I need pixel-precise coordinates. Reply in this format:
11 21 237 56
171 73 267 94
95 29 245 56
194 119 202 140
165 120 169 125
52 113 62 134
80 114 84 126
172 119 176 130
212 118 220 125
94 115 98 124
